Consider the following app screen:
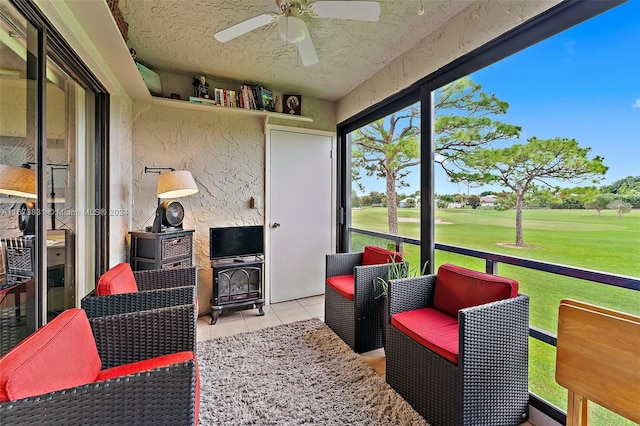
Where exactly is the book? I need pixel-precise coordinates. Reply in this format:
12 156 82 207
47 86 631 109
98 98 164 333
252 85 264 110
260 87 274 112
189 96 215 105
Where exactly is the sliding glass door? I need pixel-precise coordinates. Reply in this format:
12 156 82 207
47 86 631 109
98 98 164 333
0 0 108 355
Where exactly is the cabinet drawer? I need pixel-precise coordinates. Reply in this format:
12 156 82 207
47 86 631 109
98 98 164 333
161 258 191 269
161 236 191 260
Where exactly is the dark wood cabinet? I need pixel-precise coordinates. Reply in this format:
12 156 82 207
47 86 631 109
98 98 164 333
129 230 194 271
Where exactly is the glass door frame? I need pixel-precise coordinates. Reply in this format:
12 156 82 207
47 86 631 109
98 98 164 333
10 0 110 327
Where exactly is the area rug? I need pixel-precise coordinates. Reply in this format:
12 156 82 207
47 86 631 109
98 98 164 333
197 318 427 425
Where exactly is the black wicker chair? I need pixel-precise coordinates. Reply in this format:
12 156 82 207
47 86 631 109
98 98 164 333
81 264 198 353
386 265 529 426
90 303 197 367
81 264 197 318
0 308 199 425
324 245 405 353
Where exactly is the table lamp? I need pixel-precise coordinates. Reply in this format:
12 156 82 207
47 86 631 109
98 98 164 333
144 167 198 233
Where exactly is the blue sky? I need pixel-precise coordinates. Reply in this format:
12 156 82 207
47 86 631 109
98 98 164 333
356 1 640 196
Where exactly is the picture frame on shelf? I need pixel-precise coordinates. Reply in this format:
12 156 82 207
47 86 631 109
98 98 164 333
284 94 301 115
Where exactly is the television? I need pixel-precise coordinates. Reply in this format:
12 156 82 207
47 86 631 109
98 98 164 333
209 225 264 260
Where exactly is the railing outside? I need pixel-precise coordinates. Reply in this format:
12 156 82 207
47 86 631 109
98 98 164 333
348 226 640 424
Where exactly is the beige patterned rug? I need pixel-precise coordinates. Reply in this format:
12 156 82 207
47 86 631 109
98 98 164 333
197 318 427 425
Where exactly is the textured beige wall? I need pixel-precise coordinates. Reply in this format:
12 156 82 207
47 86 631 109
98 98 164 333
337 0 562 122
130 95 335 312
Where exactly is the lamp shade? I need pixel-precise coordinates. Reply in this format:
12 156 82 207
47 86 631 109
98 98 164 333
0 164 37 198
156 170 198 198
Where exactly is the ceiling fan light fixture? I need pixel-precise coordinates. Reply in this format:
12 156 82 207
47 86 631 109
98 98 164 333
278 16 306 44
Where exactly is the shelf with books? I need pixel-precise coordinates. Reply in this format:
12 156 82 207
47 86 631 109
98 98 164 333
150 96 313 123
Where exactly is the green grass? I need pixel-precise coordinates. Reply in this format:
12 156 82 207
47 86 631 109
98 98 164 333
351 206 640 425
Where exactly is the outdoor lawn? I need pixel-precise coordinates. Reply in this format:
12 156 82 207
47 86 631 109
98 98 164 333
351 206 639 425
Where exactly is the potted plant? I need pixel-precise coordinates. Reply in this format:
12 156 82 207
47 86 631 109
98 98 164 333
374 260 428 347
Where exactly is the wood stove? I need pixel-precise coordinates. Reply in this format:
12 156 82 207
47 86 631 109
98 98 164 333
210 257 264 325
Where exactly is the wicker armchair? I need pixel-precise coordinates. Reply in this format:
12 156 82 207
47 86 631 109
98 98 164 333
81 263 197 318
90 303 197 367
386 264 529 426
81 264 198 353
0 308 199 425
325 245 404 353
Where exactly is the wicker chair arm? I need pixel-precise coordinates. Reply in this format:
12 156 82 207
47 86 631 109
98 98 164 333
81 285 196 318
388 274 436 316
459 294 529 373
89 304 197 369
326 252 363 277
134 265 196 291
0 360 198 425
353 261 407 302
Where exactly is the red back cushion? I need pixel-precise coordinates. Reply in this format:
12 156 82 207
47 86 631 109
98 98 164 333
0 308 102 402
361 245 403 266
96 262 138 296
433 264 518 317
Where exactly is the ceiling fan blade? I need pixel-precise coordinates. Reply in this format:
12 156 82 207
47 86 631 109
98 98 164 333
297 23 318 67
309 1 381 21
214 13 277 42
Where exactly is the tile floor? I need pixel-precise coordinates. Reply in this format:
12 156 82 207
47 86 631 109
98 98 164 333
196 294 326 341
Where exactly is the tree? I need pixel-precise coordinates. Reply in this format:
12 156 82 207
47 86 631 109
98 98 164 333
460 137 608 246
352 77 520 234
352 105 420 234
600 175 640 195
585 194 615 216
607 200 632 219
435 76 521 180
468 195 480 209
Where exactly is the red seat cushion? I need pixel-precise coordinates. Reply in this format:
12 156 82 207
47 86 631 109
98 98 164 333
361 245 403 266
96 350 195 380
326 274 354 300
392 307 460 364
433 264 518 318
0 308 102 402
96 262 139 296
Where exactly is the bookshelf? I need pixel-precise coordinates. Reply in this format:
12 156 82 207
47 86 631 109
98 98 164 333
150 97 313 124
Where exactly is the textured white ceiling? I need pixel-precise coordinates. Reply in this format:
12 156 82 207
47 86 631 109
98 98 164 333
119 0 474 101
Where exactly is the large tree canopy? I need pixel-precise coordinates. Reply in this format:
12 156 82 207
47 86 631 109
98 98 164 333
352 76 519 234
352 105 421 234
434 76 522 180
460 137 608 246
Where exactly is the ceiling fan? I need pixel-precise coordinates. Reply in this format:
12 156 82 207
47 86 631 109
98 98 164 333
214 0 381 67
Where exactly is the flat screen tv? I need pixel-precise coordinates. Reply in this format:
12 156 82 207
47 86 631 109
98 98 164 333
209 225 264 259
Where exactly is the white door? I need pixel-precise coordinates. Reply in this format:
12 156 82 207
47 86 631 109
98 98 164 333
266 127 335 303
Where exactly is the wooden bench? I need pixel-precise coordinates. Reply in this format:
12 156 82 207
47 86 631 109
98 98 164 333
555 298 640 425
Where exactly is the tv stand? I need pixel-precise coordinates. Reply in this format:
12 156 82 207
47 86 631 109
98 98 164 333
210 257 264 325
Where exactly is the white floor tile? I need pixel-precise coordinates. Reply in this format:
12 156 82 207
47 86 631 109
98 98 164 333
275 306 313 324
209 320 249 339
269 300 303 312
297 294 325 307
303 303 324 319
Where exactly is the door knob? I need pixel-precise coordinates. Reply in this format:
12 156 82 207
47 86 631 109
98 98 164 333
272 222 281 228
